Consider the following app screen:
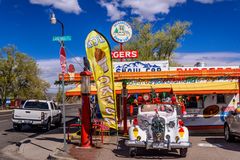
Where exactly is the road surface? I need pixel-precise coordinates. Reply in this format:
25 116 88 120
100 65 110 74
0 104 80 150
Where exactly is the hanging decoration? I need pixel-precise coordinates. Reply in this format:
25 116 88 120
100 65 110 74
196 96 200 101
203 95 207 102
162 92 166 98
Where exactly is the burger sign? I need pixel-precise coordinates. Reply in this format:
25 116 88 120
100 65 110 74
111 21 132 43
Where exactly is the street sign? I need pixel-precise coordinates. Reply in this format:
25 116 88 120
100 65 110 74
52 36 72 41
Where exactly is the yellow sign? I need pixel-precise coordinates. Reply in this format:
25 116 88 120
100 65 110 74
85 30 117 129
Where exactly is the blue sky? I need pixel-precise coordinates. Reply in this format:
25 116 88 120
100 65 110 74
0 0 240 92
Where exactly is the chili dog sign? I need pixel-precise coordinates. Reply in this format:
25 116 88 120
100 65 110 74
111 50 138 59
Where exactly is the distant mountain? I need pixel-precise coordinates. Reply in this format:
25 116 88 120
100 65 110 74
115 61 162 70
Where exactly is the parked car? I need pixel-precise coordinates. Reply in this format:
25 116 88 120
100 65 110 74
224 108 240 142
12 100 62 131
125 103 191 157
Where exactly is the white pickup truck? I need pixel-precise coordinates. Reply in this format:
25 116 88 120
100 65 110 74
12 100 62 131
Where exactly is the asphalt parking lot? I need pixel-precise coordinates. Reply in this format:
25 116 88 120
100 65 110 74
68 135 240 160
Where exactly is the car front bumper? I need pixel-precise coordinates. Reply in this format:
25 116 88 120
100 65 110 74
125 140 191 149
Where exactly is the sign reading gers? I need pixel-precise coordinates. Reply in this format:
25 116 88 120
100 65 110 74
112 50 138 59
111 21 132 43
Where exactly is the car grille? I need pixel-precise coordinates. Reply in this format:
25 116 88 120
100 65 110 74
151 116 165 142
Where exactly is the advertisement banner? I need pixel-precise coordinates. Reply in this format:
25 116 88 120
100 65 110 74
59 46 67 73
85 30 117 129
113 61 169 72
170 66 239 71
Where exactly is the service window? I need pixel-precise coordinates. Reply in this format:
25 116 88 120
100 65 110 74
217 94 225 104
186 97 198 108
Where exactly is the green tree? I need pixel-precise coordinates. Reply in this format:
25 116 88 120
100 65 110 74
116 20 191 65
55 82 63 104
0 45 50 106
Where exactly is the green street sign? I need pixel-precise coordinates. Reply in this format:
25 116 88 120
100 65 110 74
52 36 72 41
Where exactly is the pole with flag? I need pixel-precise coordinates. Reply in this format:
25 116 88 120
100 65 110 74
60 45 67 151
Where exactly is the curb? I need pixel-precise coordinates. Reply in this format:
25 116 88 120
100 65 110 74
47 154 76 160
47 147 76 160
0 110 12 115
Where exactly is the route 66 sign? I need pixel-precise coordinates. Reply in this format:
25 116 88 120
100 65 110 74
111 21 132 43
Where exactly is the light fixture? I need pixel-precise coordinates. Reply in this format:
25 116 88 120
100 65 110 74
50 12 57 24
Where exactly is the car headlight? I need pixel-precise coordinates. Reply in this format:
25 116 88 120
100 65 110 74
133 127 139 138
168 121 175 128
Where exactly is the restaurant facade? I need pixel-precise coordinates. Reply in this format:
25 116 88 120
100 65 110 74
61 61 240 129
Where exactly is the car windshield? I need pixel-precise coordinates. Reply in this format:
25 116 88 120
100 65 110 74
24 101 49 110
141 104 174 113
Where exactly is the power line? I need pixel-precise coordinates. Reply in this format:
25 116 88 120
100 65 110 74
64 46 85 70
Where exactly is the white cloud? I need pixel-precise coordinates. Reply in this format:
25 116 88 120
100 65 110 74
29 0 82 14
122 0 186 21
194 0 221 4
174 52 240 66
37 57 84 93
98 0 126 21
99 0 224 21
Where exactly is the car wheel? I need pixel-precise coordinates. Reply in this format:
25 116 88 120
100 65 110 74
179 148 188 157
44 120 51 131
55 117 62 127
13 124 22 131
224 124 234 142
129 147 137 157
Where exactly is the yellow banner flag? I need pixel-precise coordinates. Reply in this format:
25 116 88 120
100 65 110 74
85 30 117 129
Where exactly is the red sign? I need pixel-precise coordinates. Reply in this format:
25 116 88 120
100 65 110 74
60 46 67 73
174 67 239 71
68 64 75 73
111 50 138 59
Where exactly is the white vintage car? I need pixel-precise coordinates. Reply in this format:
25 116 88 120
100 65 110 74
125 103 191 157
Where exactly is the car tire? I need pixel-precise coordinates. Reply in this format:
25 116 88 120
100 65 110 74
179 148 188 157
44 120 51 132
55 117 62 127
13 124 22 131
129 147 137 157
224 124 234 142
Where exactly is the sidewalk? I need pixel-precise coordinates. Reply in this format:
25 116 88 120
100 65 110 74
51 136 127 160
1 127 75 160
1 129 125 160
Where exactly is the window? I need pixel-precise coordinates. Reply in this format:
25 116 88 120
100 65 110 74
24 102 48 110
141 104 158 112
54 103 59 110
185 97 198 108
217 94 225 104
50 103 54 110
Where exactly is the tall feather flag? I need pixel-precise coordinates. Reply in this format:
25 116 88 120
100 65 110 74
60 46 67 73
85 30 117 129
